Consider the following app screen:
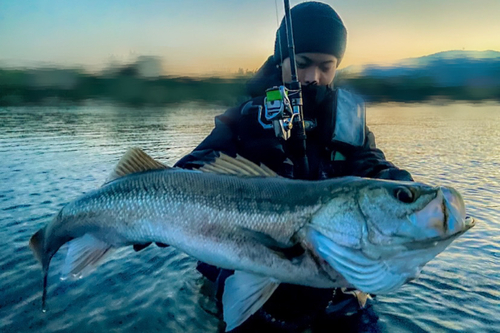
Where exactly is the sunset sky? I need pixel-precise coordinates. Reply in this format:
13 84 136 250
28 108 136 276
1 0 499 75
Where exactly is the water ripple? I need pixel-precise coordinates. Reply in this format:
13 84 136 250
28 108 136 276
1 104 499 333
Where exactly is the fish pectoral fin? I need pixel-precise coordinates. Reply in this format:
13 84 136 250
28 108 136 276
199 152 278 177
222 271 280 332
60 234 115 280
239 228 305 261
105 147 170 184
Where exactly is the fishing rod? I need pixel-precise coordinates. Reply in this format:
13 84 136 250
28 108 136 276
283 0 309 179
260 0 309 179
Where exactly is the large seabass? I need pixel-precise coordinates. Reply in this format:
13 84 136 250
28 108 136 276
29 148 474 331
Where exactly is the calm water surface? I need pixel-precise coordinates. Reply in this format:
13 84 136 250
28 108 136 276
0 102 499 333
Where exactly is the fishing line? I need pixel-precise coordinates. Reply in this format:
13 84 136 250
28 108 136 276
273 0 299 95
274 0 284 65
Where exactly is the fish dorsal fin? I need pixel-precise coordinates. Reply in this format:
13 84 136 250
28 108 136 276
222 271 280 331
107 147 169 183
199 153 278 177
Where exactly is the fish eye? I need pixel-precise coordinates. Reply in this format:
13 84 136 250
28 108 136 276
393 186 416 203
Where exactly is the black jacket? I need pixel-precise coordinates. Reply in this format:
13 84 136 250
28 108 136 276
175 89 412 182
174 69 412 331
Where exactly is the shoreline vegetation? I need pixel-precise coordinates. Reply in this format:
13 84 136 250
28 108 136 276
1 65 499 107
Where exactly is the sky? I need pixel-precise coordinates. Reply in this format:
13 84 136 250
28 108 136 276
1 0 499 75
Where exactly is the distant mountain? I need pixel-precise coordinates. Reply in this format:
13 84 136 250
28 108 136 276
354 50 500 87
397 50 500 67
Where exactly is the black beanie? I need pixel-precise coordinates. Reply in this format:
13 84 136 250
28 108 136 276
274 1 347 65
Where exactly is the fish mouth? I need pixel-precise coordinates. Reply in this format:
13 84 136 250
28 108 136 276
397 186 473 244
464 215 475 228
403 215 474 250
441 186 472 233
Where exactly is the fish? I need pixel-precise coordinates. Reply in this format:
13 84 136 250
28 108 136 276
29 148 475 331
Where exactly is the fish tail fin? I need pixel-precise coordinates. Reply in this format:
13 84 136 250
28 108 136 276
29 228 45 264
42 266 49 312
29 228 50 311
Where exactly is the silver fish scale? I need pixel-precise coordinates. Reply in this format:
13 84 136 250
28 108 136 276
52 169 350 286
109 170 327 238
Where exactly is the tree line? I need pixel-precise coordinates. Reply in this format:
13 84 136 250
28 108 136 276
1 67 499 107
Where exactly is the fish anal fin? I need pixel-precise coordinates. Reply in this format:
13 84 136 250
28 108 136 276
60 234 115 280
106 147 169 184
199 152 278 177
29 228 45 265
222 271 280 331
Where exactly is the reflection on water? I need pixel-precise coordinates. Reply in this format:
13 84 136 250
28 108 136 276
0 102 499 332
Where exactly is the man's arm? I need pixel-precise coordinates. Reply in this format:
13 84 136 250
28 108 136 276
345 127 413 181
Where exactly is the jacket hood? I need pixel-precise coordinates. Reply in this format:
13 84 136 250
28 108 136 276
246 56 282 98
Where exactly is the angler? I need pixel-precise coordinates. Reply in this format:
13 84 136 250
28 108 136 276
175 1 414 330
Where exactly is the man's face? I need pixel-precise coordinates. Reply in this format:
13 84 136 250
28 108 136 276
281 53 338 86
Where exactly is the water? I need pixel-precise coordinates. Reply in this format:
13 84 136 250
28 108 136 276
0 102 499 333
